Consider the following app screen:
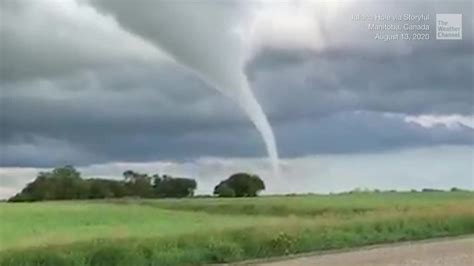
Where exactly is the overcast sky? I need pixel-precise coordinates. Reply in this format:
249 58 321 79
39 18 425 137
0 0 473 198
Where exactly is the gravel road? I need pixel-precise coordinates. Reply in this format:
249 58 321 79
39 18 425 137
253 237 474 266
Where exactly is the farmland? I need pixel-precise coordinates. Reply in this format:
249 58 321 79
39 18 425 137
1 192 473 265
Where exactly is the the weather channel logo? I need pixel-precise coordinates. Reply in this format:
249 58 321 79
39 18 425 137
436 14 462 40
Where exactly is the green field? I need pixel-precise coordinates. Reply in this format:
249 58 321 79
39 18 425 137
1 192 473 265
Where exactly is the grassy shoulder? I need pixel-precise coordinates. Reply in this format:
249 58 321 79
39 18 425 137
1 192 473 266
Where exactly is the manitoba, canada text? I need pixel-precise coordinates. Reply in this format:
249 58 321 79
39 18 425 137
367 24 429 31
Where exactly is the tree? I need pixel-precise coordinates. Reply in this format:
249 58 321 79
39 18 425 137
8 167 198 202
8 165 87 201
214 183 235 197
123 170 136 183
49 166 85 199
108 180 129 198
153 175 197 198
214 173 265 197
123 170 154 198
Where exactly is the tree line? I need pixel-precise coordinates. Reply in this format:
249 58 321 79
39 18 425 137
8 166 266 202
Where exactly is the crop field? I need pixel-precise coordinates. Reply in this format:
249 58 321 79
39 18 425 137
1 192 473 266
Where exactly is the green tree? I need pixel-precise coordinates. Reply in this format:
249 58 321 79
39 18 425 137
123 171 154 198
8 165 86 201
8 167 198 202
153 175 197 198
213 183 235 197
86 179 112 199
123 170 136 183
214 173 265 197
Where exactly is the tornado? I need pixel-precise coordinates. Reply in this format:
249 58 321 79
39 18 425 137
239 79 280 179
91 0 280 178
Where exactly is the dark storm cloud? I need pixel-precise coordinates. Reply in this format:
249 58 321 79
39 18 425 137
247 0 473 119
277 112 473 157
0 63 262 167
250 47 473 120
0 0 161 82
1 80 474 166
0 0 473 168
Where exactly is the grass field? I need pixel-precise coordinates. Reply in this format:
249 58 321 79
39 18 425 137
1 192 473 265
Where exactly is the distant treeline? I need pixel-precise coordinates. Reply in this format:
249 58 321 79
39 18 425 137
8 166 197 202
8 166 266 202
